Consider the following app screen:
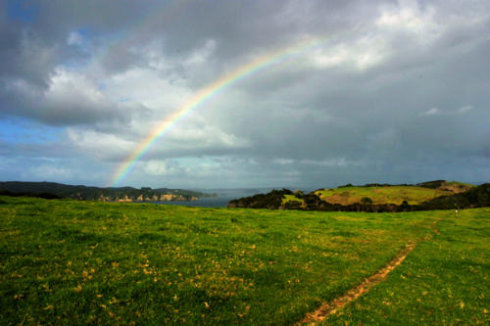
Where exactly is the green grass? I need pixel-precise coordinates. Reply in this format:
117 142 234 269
446 180 475 187
0 196 488 325
282 194 305 205
325 208 490 325
314 186 453 205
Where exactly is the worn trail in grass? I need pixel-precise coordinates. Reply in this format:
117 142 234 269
324 209 490 325
299 220 442 325
299 241 418 325
0 197 488 325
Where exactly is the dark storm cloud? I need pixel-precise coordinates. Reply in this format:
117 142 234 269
0 9 53 86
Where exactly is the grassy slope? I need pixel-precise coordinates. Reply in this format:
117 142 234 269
446 181 475 187
314 186 454 205
0 196 488 325
325 208 490 325
282 194 305 205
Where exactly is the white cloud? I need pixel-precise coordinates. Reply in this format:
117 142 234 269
309 36 389 71
141 157 223 178
66 128 135 161
376 0 441 40
165 121 251 149
274 158 295 165
420 107 440 116
307 0 446 72
46 67 103 103
458 105 473 113
419 105 475 117
105 66 189 111
67 31 83 46
273 158 363 167
29 165 73 180
183 39 216 66
2 66 138 126
144 160 177 176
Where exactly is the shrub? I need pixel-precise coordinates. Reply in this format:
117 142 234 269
361 197 373 204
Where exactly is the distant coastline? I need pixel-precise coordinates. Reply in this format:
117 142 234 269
0 181 215 203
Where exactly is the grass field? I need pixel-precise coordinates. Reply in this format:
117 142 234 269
1 196 488 325
314 186 455 205
326 208 490 325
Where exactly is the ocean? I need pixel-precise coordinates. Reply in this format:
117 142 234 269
154 188 275 208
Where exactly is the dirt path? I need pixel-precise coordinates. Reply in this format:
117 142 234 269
298 220 441 325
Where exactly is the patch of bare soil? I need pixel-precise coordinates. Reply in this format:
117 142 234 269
324 192 358 205
438 184 471 194
429 220 441 236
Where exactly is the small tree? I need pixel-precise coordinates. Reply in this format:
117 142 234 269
400 200 410 211
360 197 373 204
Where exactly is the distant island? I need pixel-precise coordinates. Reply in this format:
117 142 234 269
0 181 215 202
228 180 490 212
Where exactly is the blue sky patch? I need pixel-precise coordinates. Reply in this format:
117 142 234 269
0 118 62 145
6 0 39 23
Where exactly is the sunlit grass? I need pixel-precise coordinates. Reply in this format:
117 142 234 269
314 186 452 205
282 194 305 205
0 196 488 325
325 208 490 325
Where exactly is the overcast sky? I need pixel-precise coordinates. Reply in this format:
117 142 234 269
1 0 489 189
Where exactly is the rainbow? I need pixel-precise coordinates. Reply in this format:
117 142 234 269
109 37 323 186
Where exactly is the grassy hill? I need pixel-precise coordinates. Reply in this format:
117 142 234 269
313 180 475 206
232 180 482 211
314 186 453 206
1 196 488 325
416 180 475 192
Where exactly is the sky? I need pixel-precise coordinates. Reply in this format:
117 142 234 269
0 0 489 189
